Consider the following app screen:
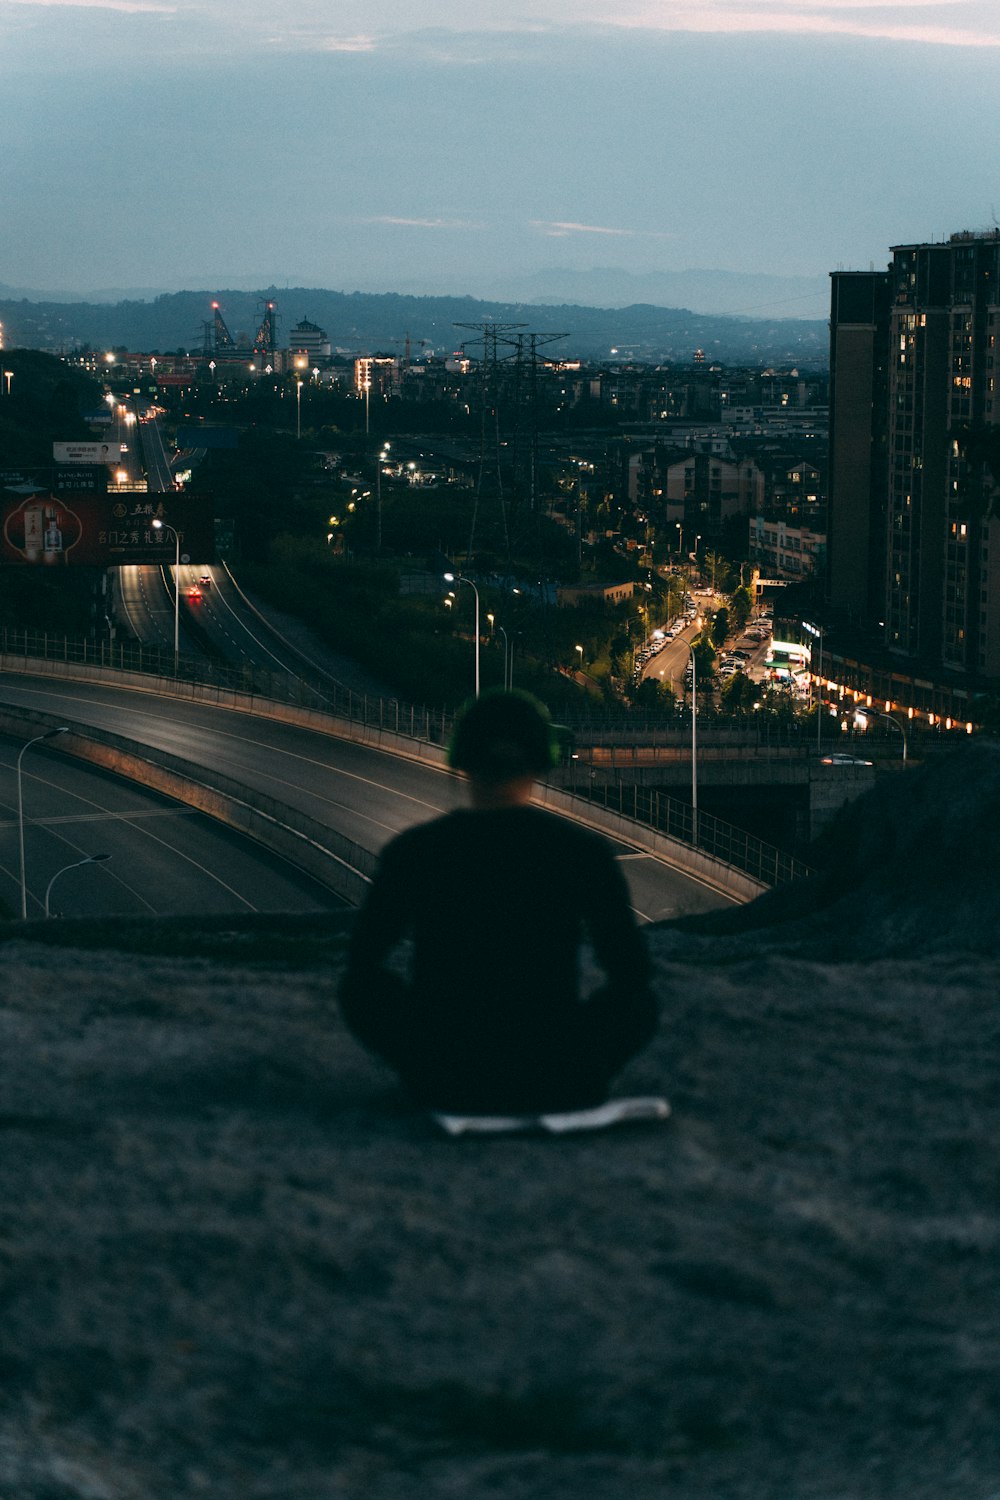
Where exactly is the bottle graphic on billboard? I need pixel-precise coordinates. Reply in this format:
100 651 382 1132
2 495 83 563
43 505 65 563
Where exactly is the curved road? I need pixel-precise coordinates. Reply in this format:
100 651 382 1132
0 732 340 922
0 672 737 924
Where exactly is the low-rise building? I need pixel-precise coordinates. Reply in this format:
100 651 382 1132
749 516 826 579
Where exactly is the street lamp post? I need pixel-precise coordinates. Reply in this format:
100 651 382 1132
152 518 180 671
443 572 480 696
296 378 303 440
498 625 511 689
875 706 909 763
18 727 69 920
44 853 112 919
683 618 704 847
803 620 824 753
376 441 389 551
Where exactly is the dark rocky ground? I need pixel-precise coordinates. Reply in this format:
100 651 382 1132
1 745 998 1498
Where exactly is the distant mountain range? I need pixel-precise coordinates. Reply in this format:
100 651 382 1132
402 266 829 321
0 266 830 319
0 280 830 367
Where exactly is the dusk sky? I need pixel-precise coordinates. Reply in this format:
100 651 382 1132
2 0 999 306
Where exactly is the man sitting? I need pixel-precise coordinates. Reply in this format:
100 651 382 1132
339 690 658 1115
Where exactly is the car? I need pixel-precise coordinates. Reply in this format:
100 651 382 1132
187 586 203 603
198 573 212 589
819 753 874 766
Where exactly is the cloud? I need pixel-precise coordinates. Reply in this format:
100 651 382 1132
530 220 678 240
532 220 635 238
6 0 175 10
606 1 1000 47
360 216 485 231
315 34 377 52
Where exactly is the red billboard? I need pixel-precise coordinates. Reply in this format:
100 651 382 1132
0 492 215 567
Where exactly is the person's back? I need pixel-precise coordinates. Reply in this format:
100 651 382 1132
339 690 657 1113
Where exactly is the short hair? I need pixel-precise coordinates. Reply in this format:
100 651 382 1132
448 689 557 781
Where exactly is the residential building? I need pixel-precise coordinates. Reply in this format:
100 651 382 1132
828 231 1000 682
749 516 826 581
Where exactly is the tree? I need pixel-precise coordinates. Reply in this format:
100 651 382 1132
711 607 729 648
730 585 753 632
720 671 758 714
632 677 677 715
691 634 717 685
704 549 736 593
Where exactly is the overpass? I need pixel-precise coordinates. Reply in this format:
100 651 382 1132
0 648 791 915
557 735 879 841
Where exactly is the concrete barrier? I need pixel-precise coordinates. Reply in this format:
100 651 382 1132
0 654 766 899
0 704 374 908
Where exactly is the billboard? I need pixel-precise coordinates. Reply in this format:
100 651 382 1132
53 441 125 465
0 492 215 567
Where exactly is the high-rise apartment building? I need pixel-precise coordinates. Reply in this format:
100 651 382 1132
829 231 1000 684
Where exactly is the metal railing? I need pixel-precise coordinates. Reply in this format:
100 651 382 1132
1 628 811 889
562 779 813 889
0 628 453 744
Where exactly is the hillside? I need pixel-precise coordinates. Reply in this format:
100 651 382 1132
0 286 829 366
0 745 996 1497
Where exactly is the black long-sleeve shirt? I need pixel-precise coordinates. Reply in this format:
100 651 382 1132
341 805 651 1036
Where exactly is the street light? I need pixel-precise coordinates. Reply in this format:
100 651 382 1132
443 572 480 696
873 706 909 763
682 617 704 847
296 378 303 440
803 620 824 753
17 727 69 920
151 518 180 670
44 853 112 919
375 441 390 551
498 624 511 689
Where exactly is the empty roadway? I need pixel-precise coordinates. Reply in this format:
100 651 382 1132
0 732 339 921
0 670 738 924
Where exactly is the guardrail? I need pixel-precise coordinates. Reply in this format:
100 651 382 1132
0 702 376 908
0 627 452 743
0 630 810 891
559 780 812 890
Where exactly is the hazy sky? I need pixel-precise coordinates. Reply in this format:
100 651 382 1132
2 0 999 300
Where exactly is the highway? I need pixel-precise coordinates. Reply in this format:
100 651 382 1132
114 561 297 675
0 731 339 921
51 401 741 923
0 671 738 924
137 408 175 491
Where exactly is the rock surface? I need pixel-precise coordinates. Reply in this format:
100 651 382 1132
1 746 998 1498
